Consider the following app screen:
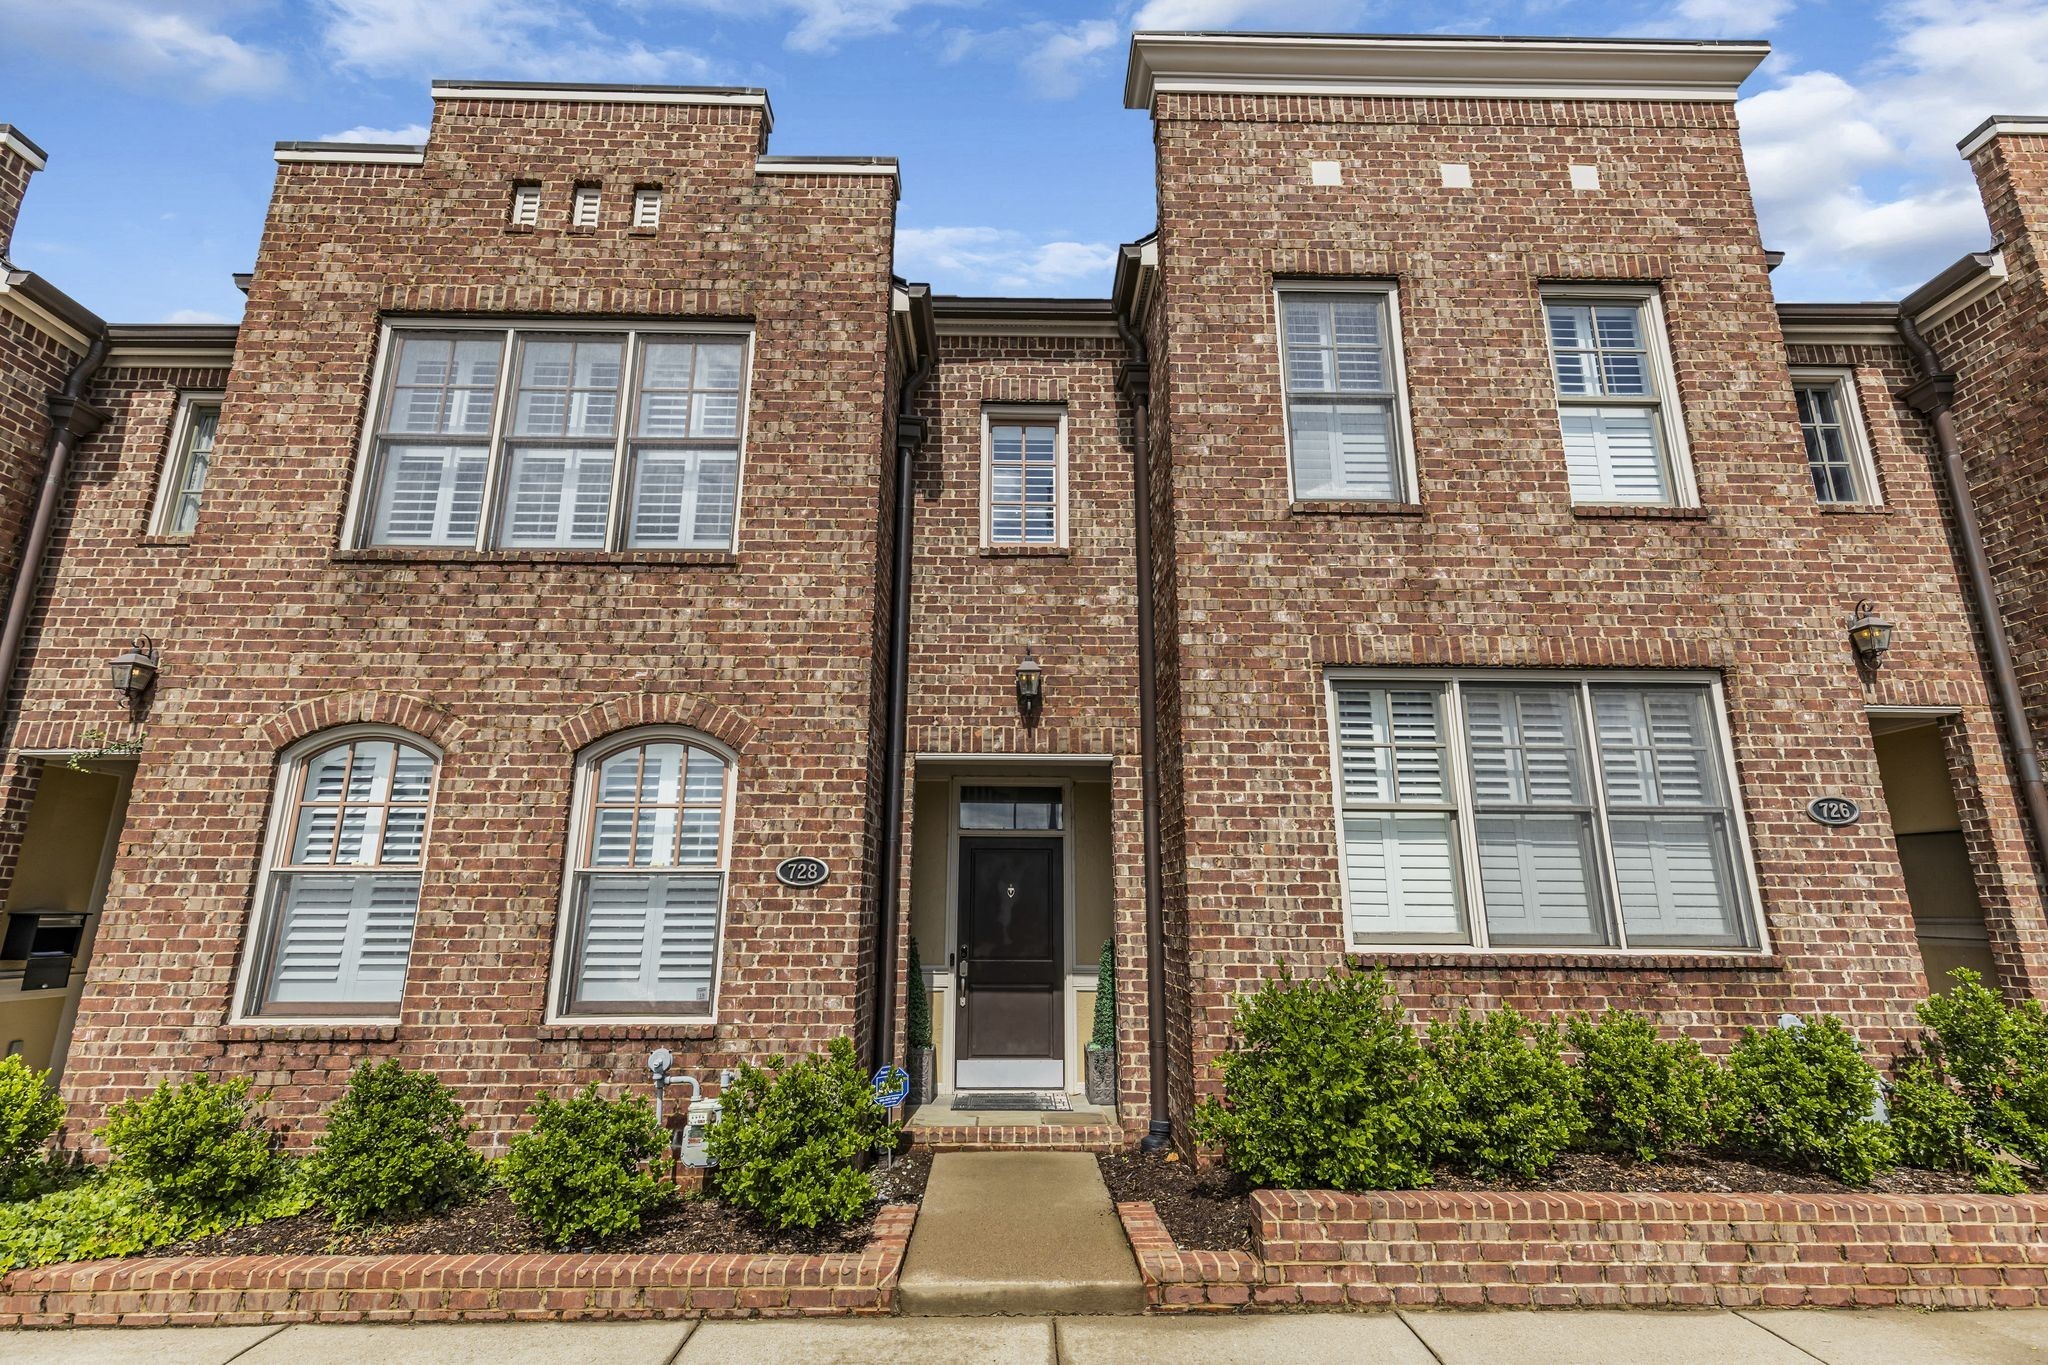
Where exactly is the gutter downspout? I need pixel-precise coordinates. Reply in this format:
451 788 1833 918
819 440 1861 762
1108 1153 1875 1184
1896 313 2048 871
0 335 108 714
1116 310 1172 1156
869 331 934 1076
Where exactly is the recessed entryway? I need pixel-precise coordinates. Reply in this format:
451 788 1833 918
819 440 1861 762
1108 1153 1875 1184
1868 709 1999 990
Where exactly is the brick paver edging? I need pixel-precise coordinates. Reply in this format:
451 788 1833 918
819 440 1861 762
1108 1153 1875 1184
909 1123 1127 1153
0 1204 917 1327
1118 1190 2048 1312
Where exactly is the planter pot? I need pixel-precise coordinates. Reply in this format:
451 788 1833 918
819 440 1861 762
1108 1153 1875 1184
1085 1046 1116 1106
908 1046 936 1105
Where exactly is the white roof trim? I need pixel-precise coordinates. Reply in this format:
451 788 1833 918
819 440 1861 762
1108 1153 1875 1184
1959 117 2048 160
1125 33 1769 109
433 83 769 112
0 127 47 172
934 316 1121 340
0 280 92 353
1915 249 2009 331
754 160 896 176
1779 321 1902 348
275 146 426 166
104 344 238 369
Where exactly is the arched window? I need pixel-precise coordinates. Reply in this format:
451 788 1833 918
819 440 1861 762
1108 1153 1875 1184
244 731 437 1017
559 733 732 1016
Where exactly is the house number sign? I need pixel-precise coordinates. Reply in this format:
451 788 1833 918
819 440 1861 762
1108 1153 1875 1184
775 856 831 888
1807 796 1862 827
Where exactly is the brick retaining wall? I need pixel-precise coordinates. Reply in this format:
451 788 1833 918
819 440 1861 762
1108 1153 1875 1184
0 1205 915 1328
1119 1191 2048 1312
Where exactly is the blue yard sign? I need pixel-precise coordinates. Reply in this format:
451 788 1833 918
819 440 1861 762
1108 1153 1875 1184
872 1064 910 1108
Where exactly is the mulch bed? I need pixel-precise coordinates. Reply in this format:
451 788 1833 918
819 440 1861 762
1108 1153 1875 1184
1099 1150 2017 1253
142 1149 931 1260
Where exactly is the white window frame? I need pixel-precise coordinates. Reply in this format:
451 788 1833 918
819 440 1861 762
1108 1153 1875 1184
509 183 541 227
150 391 225 537
572 185 601 228
980 403 1069 549
231 724 442 1025
1325 668 1767 956
632 187 663 229
546 726 738 1024
1541 284 1697 507
343 318 756 555
1790 367 1881 506
1273 280 1418 503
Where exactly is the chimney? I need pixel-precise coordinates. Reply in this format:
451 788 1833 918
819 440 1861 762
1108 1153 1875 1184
0 125 48 259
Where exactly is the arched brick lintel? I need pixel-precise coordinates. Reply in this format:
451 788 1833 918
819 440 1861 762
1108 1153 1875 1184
556 694 757 756
256 690 467 753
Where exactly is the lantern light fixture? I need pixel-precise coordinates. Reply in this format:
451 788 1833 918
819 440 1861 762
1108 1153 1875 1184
1848 599 1894 669
108 634 159 711
1014 646 1044 718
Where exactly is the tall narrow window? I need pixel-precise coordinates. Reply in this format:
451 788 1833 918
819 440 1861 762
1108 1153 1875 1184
633 187 662 229
628 339 744 548
560 734 732 1016
499 336 622 549
572 185 601 228
509 183 541 227
246 733 436 1016
1333 686 1465 943
1544 291 1688 505
1278 286 1411 501
1792 372 1878 505
366 334 502 546
154 394 222 536
983 408 1064 546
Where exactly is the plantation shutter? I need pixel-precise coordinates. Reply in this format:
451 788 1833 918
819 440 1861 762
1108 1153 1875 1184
1333 684 1463 941
1463 687 1606 945
268 872 420 1006
371 445 487 545
1288 403 1396 499
499 447 614 547
576 873 722 1007
1281 291 1403 501
1560 408 1668 504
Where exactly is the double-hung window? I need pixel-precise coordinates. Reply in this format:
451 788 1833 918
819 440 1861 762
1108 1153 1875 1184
983 406 1065 547
243 731 437 1018
356 324 749 552
153 393 222 536
1329 673 1759 952
1544 290 1690 505
558 733 732 1017
1791 370 1879 505
1277 285 1413 501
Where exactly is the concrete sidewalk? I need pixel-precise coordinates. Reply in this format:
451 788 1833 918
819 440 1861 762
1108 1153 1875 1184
8 1309 2048 1363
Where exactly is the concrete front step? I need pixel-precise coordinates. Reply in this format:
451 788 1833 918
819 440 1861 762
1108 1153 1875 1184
897 1151 1145 1316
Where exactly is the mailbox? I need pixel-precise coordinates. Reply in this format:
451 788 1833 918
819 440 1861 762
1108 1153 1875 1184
2 911 86 961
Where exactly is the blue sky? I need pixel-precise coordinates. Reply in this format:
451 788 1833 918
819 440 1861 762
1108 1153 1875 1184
2 1 2043 324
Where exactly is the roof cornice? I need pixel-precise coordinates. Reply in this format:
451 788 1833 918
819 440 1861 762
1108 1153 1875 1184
933 297 1119 339
275 142 426 166
1775 302 1903 349
431 80 774 132
1125 32 1770 110
0 124 48 171
1958 115 2048 160
1901 248 2008 330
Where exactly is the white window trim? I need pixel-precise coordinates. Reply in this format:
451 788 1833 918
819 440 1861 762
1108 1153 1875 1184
1324 667 1768 957
1273 280 1419 503
1790 366 1882 507
571 185 601 228
545 726 739 1025
980 403 1069 549
632 187 663 229
1541 283 1698 508
230 724 443 1026
343 317 756 555
149 391 225 537
509 183 541 227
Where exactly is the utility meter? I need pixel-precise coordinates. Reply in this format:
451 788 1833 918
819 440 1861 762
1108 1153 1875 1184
680 1094 722 1168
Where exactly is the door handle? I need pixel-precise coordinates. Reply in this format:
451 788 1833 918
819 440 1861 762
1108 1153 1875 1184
957 952 969 998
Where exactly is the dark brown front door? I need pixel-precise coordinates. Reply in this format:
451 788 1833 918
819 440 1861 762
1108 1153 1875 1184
956 837 1062 1088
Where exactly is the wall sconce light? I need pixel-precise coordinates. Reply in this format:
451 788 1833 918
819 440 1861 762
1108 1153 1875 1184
1014 647 1044 719
1848 600 1894 669
108 634 159 714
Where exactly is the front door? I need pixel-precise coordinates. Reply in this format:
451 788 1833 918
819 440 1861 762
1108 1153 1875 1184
955 837 1062 1089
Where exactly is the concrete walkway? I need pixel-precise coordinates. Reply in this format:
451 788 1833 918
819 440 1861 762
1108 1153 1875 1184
897 1151 1144 1315
8 1310 2048 1363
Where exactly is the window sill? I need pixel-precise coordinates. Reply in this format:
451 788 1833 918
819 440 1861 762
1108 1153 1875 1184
137 534 194 549
1350 949 1780 972
979 545 1071 559
1290 500 1427 517
538 1020 718 1041
1817 502 1893 516
1571 504 1710 522
219 1021 401 1043
333 548 740 569
504 224 536 236
628 226 659 238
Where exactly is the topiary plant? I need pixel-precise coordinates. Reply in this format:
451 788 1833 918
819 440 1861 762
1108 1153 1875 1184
1426 1007 1585 1181
1193 967 1448 1191
706 1038 899 1232
304 1060 486 1227
1567 1011 1729 1162
0 1055 64 1202
1090 938 1116 1053
98 1073 281 1220
1721 1015 1895 1185
500 1083 670 1247
906 937 932 1052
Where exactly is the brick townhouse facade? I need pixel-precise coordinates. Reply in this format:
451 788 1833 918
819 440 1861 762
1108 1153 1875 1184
0 33 2045 1155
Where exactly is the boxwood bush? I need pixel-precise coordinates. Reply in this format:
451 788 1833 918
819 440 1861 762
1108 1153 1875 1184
304 1060 486 1227
706 1038 898 1232
0 1055 64 1202
500 1083 670 1246
98 1073 282 1219
1567 1011 1729 1162
1193 968 1448 1191
1888 969 2044 1193
1721 1015 1895 1185
1426 1007 1583 1180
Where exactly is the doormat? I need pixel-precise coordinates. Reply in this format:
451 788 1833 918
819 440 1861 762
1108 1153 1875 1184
952 1091 1072 1112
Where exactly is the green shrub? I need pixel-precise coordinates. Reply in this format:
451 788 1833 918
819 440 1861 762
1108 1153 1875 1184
0 1055 65 1201
906 937 932 1051
1567 1012 1728 1162
1914 969 2048 1168
1889 1055 2023 1191
0 1169 309 1272
1722 1015 1895 1184
501 1084 669 1247
1193 968 1447 1191
98 1074 280 1219
1426 1007 1584 1180
706 1038 898 1232
1090 938 1116 1052
304 1060 486 1227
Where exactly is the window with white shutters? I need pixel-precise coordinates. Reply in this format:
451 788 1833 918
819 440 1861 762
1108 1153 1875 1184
248 733 436 1017
1543 293 1688 505
1278 287 1412 501
356 325 751 552
154 394 222 536
1328 674 1758 952
561 734 732 1016
983 409 1064 546
1792 371 1879 505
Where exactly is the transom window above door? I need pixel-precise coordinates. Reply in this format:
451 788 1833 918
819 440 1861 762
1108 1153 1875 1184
352 323 750 553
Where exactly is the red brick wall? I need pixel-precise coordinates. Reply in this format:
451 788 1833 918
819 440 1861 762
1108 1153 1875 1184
1142 91 2045 1132
0 131 37 258
51 96 901 1145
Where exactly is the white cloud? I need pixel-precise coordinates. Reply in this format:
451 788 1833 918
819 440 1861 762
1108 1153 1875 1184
320 0 717 81
0 0 286 98
1673 0 1795 37
676 0 959 54
162 308 235 324
895 226 1117 293
1129 0 1374 28
1020 20 1121 99
320 124 431 145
